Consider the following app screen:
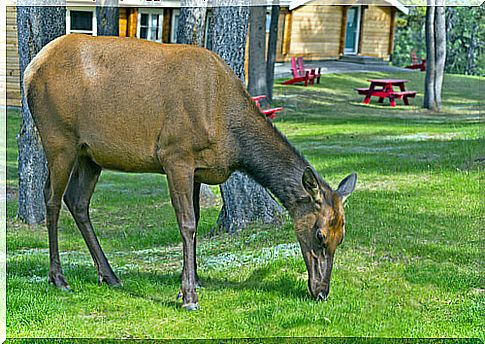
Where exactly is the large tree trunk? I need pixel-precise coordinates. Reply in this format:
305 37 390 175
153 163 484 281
16 4 66 224
266 3 280 103
248 5 267 103
176 0 207 46
424 2 436 110
208 3 285 234
424 0 446 112
217 173 285 234
96 0 119 36
434 1 446 109
209 4 250 81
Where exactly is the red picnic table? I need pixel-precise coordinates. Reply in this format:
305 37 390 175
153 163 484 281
355 79 417 107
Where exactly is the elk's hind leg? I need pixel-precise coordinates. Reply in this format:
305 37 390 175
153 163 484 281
63 156 120 287
44 148 77 290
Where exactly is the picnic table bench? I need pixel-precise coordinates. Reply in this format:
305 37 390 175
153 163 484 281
355 79 417 107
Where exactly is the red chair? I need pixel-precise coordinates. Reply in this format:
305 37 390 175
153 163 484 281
405 50 426 71
297 57 321 84
281 57 315 86
251 95 283 120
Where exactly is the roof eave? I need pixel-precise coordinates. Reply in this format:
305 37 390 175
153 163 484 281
289 0 409 15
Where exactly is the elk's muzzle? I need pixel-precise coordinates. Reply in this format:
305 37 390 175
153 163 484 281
302 246 334 301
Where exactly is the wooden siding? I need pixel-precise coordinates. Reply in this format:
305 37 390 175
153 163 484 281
360 6 393 60
6 6 20 107
277 2 396 62
287 4 343 60
119 7 128 37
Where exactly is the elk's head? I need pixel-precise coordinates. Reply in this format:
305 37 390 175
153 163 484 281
294 167 356 301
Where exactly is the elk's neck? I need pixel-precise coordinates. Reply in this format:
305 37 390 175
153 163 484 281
233 107 310 212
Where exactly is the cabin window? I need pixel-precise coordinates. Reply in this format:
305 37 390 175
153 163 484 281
171 9 180 43
137 9 163 42
67 7 97 36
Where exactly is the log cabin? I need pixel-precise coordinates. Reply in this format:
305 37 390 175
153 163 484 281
4 0 408 107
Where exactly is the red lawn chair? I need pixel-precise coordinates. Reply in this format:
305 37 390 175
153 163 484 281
297 57 321 84
251 95 283 120
405 50 426 71
281 57 315 86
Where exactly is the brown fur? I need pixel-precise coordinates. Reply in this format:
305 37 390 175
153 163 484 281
25 34 356 309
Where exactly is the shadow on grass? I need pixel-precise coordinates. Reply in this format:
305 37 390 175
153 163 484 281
9 255 308 305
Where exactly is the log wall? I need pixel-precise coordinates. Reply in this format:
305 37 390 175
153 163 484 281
6 6 21 107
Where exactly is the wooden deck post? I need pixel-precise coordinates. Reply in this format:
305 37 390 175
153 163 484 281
338 6 348 56
357 6 367 55
127 7 138 38
388 7 396 57
282 10 292 57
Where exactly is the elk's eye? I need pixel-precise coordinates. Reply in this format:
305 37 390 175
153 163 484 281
316 230 325 244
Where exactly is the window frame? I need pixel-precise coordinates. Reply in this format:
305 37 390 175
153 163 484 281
344 6 362 55
137 8 164 42
66 7 97 36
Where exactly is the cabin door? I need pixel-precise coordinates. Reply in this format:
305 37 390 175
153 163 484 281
344 6 361 55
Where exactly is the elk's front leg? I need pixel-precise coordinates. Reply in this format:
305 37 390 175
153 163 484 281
193 182 201 288
165 165 199 311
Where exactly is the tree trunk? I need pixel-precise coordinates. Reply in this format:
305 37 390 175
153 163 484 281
465 22 478 75
424 2 437 110
433 0 446 110
208 3 285 234
216 172 285 234
248 5 267 104
209 4 250 80
176 0 207 46
266 3 280 103
96 0 119 36
424 0 446 112
16 4 66 224
445 7 456 72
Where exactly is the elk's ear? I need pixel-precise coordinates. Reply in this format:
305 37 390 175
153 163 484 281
302 167 322 202
337 173 357 203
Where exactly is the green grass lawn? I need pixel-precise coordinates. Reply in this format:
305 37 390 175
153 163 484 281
6 71 484 340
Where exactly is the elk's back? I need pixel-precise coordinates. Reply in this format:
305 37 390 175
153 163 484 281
24 35 246 177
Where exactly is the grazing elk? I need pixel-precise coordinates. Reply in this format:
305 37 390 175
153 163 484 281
24 35 356 310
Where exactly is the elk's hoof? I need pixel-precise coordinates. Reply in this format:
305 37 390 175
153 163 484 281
182 302 200 311
49 274 70 291
99 275 122 288
316 291 328 301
